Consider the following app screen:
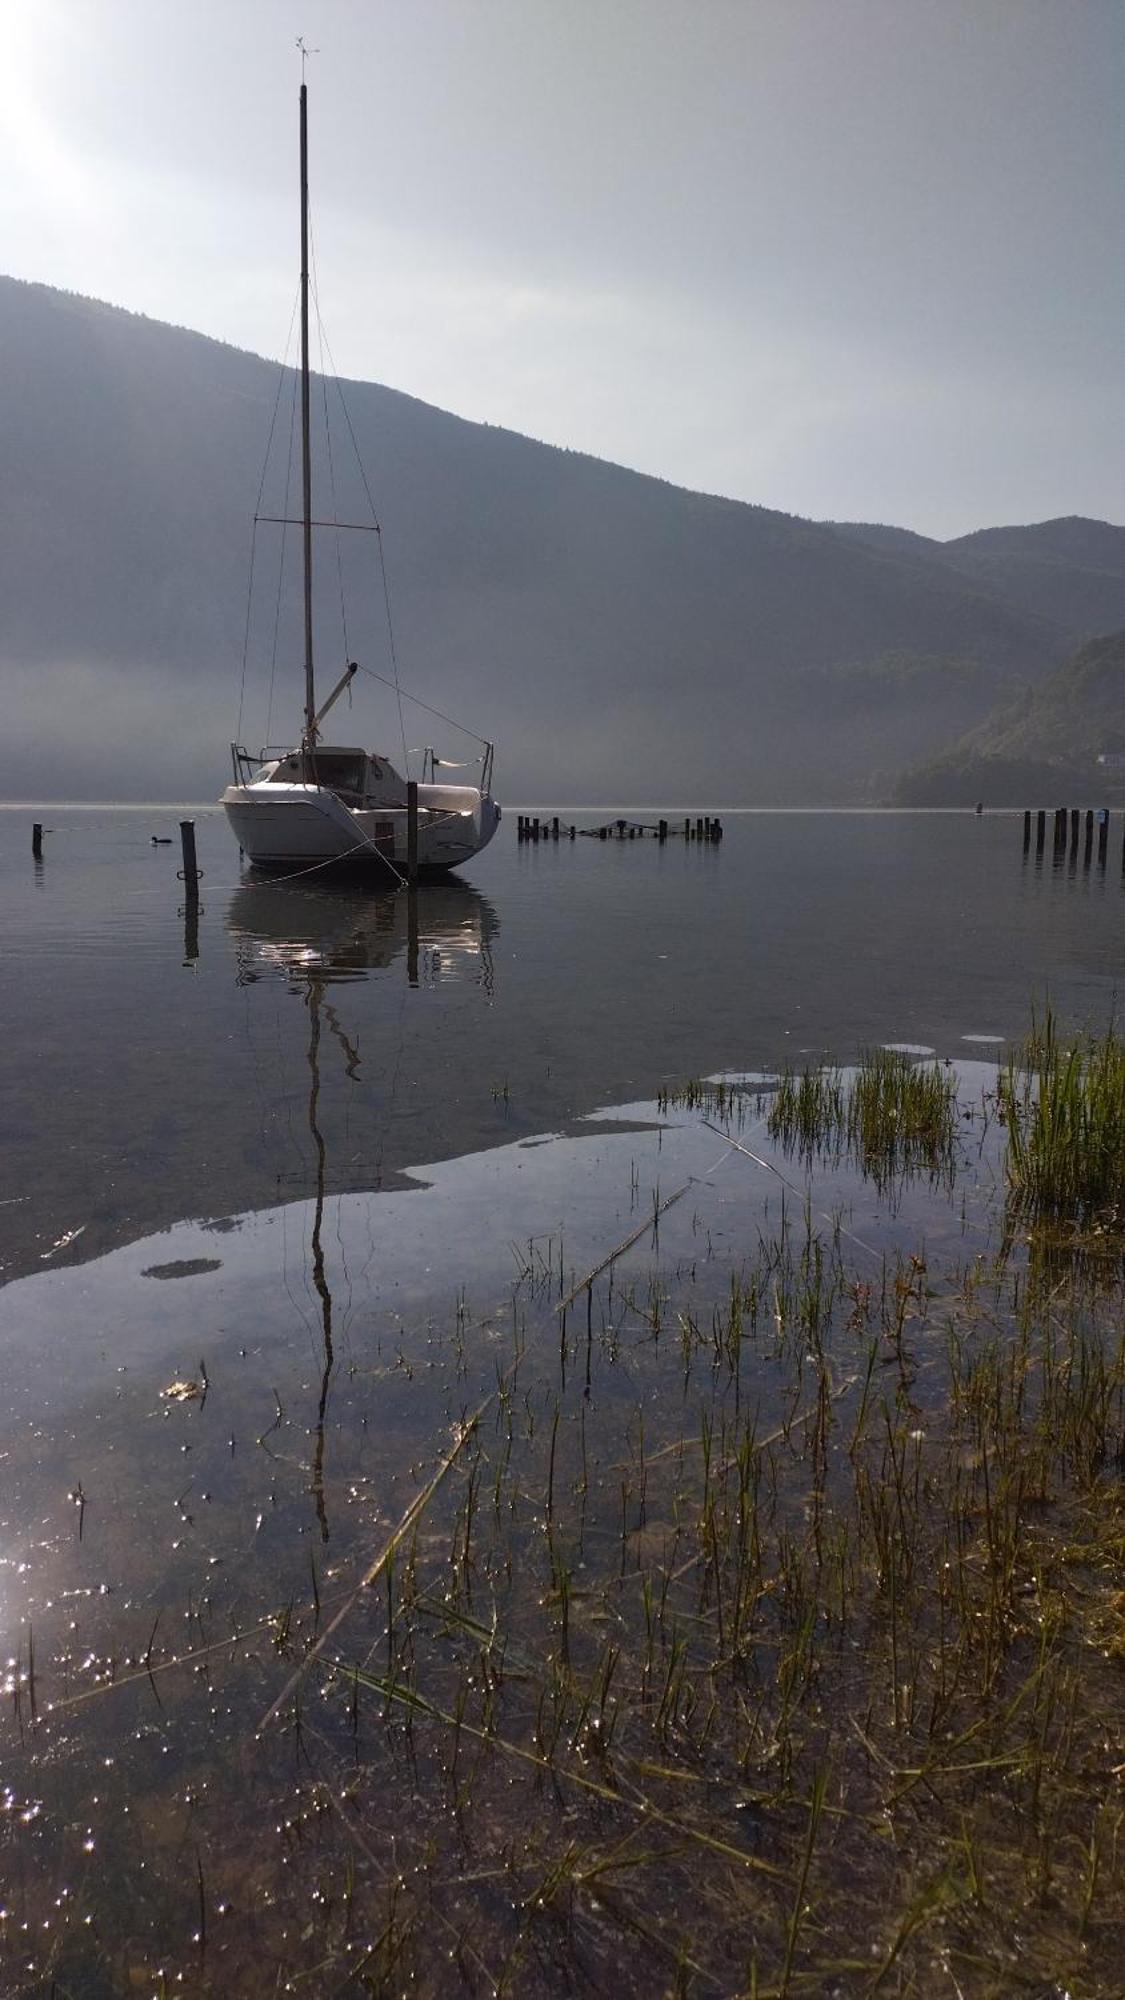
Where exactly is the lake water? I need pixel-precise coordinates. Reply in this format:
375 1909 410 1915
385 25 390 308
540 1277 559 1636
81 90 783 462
3 806 1120 1282
0 805 1122 1995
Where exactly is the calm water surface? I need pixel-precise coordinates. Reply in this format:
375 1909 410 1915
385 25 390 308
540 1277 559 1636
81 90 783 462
0 806 1121 1993
3 806 1120 1279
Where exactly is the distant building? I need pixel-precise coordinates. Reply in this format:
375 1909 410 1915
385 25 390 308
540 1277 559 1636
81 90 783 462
1096 751 1125 769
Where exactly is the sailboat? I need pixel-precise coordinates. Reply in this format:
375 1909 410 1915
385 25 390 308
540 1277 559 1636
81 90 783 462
221 82 501 876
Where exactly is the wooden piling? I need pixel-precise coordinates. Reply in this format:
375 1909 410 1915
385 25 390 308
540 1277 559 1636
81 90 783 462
552 816 559 841
658 819 668 843
1022 808 1031 848
1098 808 1109 865
407 886 419 986
406 780 419 884
1035 810 1046 851
32 822 43 859
179 820 200 900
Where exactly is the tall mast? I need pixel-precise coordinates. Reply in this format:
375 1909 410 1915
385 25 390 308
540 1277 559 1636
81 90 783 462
299 81 315 745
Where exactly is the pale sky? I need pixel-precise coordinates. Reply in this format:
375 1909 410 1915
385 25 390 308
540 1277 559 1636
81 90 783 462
3 0 1124 538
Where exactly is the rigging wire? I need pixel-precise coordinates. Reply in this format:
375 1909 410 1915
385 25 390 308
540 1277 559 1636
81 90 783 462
266 362 302 746
309 223 351 673
314 317 411 779
236 288 300 744
238 287 300 745
236 520 259 746
241 238 490 771
351 661 491 749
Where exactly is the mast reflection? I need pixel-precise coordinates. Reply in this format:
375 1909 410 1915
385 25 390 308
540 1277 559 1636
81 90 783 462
305 970 333 1543
227 877 500 1537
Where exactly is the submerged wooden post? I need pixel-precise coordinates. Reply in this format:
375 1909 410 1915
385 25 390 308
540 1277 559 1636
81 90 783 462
407 885 419 986
1084 808 1094 866
1035 810 1046 851
658 819 668 843
179 820 200 901
406 780 419 884
552 816 559 841
1069 807 1079 847
569 823 575 840
1098 808 1109 865
1022 808 1031 848
712 817 723 841
32 822 43 859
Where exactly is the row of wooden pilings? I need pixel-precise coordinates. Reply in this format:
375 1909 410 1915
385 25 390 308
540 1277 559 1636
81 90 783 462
517 815 723 844
1022 806 1121 866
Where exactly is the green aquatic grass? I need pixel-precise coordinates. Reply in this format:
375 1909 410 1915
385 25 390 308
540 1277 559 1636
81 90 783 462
768 1046 957 1187
766 1062 846 1156
1000 1009 1125 1232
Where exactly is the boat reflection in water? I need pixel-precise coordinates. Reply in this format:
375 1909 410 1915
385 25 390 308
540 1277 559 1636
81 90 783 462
225 876 497 1541
227 875 499 992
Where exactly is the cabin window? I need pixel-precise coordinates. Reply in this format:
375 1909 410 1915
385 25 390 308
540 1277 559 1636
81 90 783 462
266 754 366 800
312 755 366 800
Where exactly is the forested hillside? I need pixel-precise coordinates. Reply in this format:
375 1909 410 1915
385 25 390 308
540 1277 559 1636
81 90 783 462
895 632 1125 805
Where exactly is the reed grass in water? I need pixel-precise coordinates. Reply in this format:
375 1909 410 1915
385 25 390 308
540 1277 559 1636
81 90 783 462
1000 1009 1125 1231
769 1047 957 1186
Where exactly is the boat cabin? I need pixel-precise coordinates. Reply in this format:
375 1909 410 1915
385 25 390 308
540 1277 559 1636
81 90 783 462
258 746 406 808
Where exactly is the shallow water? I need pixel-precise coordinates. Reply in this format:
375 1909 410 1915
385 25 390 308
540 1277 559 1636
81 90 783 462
0 806 1122 1992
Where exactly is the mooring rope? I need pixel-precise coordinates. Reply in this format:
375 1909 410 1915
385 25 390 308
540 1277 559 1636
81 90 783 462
241 788 485 890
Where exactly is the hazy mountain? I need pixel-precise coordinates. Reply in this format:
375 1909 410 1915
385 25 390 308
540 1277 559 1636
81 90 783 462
895 631 1125 805
1 275 1116 805
826 516 1125 636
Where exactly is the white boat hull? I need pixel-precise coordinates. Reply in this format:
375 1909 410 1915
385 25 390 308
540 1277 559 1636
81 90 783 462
221 780 501 874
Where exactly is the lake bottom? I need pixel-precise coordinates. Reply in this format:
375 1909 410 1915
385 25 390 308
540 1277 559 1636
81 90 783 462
2 1058 1124 1997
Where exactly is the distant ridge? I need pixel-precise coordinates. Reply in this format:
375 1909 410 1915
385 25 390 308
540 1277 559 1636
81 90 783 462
825 515 1125 636
894 630 1125 805
1 274 1120 804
